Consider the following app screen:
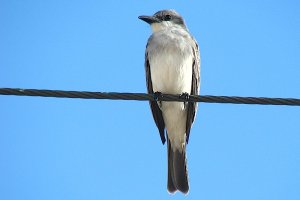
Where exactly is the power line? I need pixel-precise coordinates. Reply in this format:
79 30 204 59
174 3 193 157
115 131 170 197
0 87 300 106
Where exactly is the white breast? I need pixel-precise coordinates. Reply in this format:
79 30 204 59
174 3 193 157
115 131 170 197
147 28 194 95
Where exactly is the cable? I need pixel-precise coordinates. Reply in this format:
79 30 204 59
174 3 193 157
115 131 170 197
0 88 300 106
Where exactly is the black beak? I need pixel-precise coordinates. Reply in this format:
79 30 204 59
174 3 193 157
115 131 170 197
138 15 160 24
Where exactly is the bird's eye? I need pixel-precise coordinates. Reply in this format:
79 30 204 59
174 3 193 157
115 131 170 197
164 14 172 21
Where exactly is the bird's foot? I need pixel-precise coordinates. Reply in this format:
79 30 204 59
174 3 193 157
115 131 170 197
180 92 190 101
154 92 163 101
179 92 190 109
154 92 163 107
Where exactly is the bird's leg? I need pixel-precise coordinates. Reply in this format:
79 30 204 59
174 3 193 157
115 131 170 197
154 92 163 107
180 92 190 109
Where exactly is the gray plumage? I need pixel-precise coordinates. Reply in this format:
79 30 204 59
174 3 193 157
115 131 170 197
139 10 200 194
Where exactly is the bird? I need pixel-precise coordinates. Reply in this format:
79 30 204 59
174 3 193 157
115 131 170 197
138 10 200 194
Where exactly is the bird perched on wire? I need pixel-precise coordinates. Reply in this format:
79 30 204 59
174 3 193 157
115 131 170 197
139 10 200 194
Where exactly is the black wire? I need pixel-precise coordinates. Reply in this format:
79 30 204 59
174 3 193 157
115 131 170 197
0 88 300 106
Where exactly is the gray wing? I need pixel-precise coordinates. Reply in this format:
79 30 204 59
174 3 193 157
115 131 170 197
145 51 166 144
186 41 200 143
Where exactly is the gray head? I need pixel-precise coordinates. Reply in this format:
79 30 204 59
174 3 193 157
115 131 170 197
138 10 187 32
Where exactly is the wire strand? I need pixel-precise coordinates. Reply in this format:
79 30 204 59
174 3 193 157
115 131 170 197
0 88 300 106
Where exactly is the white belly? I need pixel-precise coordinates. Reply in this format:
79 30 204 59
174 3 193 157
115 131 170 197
149 47 193 149
150 52 193 95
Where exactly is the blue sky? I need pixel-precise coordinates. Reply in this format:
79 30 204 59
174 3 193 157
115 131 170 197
1 0 299 199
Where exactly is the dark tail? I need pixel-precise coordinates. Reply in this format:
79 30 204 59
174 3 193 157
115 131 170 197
167 139 189 194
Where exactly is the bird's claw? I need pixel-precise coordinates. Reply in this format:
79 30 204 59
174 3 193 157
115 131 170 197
180 92 189 109
180 92 190 101
154 92 163 101
154 92 163 107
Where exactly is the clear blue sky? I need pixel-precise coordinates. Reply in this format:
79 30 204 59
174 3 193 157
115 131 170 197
1 1 299 199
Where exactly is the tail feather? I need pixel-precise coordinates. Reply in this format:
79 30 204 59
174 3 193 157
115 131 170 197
167 139 189 194
167 140 176 193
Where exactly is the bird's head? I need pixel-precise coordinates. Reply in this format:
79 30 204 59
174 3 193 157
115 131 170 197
138 10 187 32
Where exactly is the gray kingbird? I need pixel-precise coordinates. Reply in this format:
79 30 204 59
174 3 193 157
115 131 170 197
139 10 200 194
